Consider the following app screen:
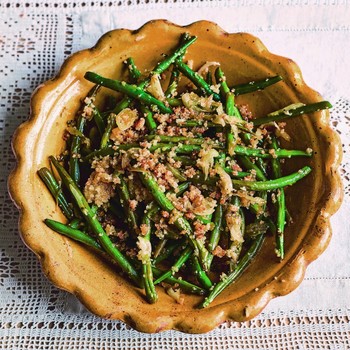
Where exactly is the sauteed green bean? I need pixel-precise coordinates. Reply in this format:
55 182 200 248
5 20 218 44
39 33 331 307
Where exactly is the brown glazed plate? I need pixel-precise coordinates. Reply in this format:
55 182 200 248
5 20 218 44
8 20 343 333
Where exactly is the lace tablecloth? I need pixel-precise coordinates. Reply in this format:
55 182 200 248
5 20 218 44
1 1 350 349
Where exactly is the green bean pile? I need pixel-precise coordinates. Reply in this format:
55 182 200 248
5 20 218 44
39 33 331 307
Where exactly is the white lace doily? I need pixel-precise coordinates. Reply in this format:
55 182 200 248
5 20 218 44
1 1 350 349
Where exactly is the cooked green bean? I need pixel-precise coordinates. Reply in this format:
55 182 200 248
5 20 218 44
113 171 139 235
85 72 172 114
232 75 283 96
69 85 101 184
38 167 73 219
215 67 242 155
231 166 311 191
44 218 102 251
270 136 286 260
166 163 187 182
236 155 267 181
140 104 157 132
154 245 192 285
153 239 183 265
191 256 213 289
100 113 115 149
228 197 246 272
200 234 265 308
139 171 210 270
140 203 159 303
152 33 197 76
207 203 223 268
253 101 332 126
126 57 142 83
175 60 221 101
109 33 196 115
165 68 180 98
146 135 208 145
49 156 141 287
234 145 312 159
152 267 205 295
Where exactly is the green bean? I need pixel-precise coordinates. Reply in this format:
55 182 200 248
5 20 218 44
207 203 223 269
228 198 246 273
165 68 180 98
47 214 202 297
68 217 81 229
189 169 251 188
215 67 229 95
215 67 241 118
123 58 158 132
175 181 190 196
175 120 221 128
49 156 141 287
172 156 249 179
92 107 105 137
205 70 213 85
215 67 242 156
255 158 269 178
153 239 168 260
231 166 311 191
175 60 221 101
232 75 283 96
46 215 202 297
195 214 212 225
189 174 217 187
270 136 286 260
253 101 332 126
166 97 183 107
100 113 115 149
44 218 102 251
69 116 85 183
113 171 139 235
245 221 269 238
173 155 194 166
140 203 158 303
234 145 312 159
152 33 197 76
249 196 277 237
139 171 210 270
154 245 193 285
236 155 267 181
152 267 206 295
222 167 251 179
153 239 183 265
140 104 157 132
84 72 172 114
69 85 100 184
200 234 265 308
249 190 267 217
109 33 196 115
166 163 187 182
146 134 211 145
138 171 177 212
150 143 203 153
111 96 133 115
126 57 141 83
38 167 74 219
191 256 213 289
